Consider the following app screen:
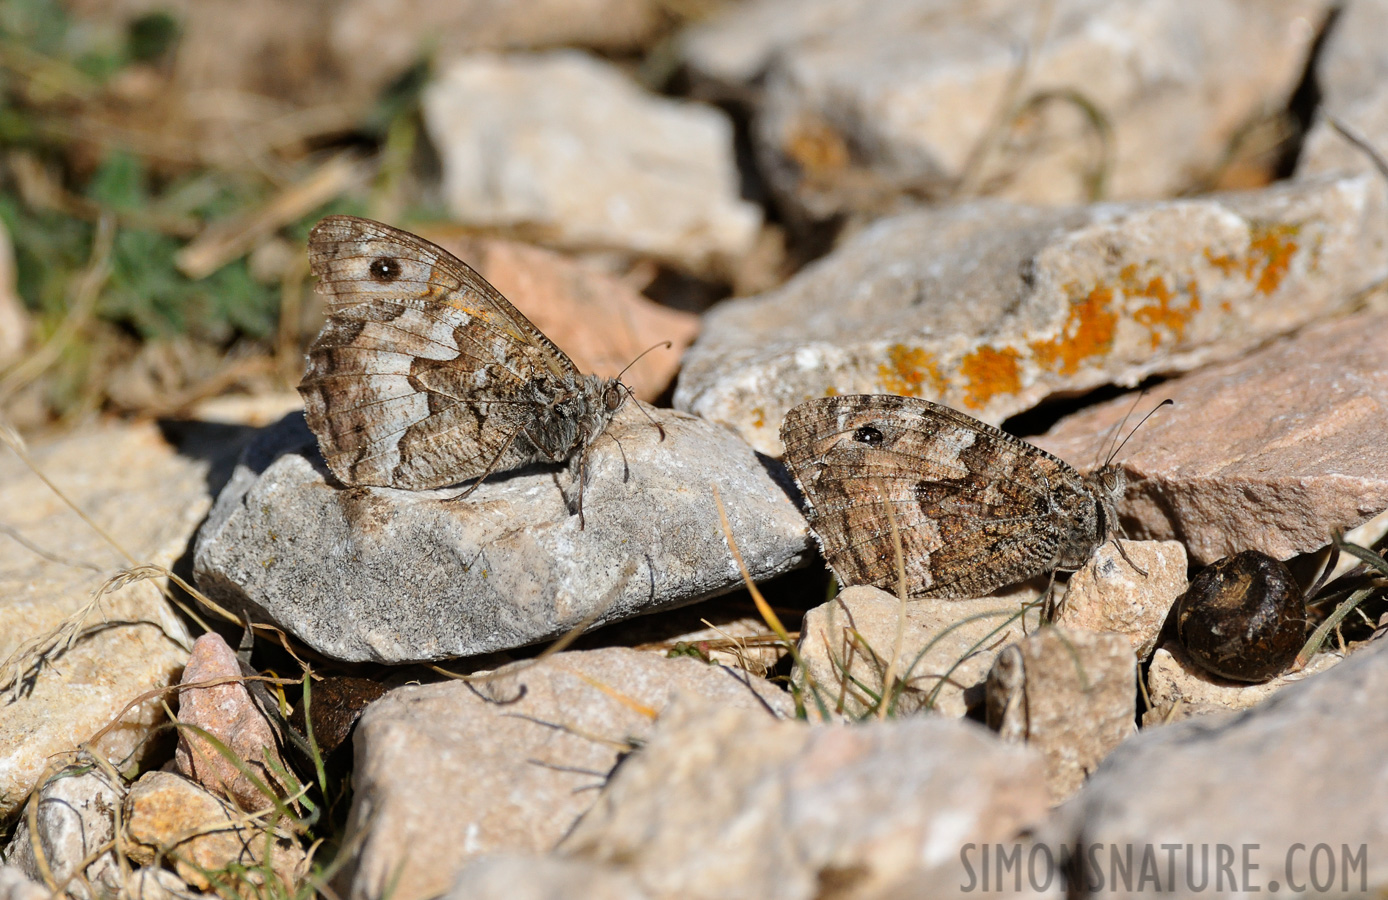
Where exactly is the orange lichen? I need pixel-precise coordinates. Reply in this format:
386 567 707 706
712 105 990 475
1245 223 1299 295
1129 272 1201 349
877 343 943 397
824 385 839 396
784 114 851 180
1030 284 1118 375
751 407 766 429
958 345 1021 409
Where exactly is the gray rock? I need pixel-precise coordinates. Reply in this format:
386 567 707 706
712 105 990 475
674 177 1387 455
339 648 793 900
0 867 47 900
684 0 1327 216
1056 540 1187 660
123 868 215 900
194 404 810 663
1034 310 1388 563
1144 641 1346 726
0 422 201 819
422 51 762 275
986 627 1137 804
794 583 1042 720
3 763 123 899
1297 0 1388 180
560 700 1051 900
1037 638 1388 896
445 855 649 900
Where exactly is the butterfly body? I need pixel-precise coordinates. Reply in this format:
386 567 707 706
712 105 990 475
298 215 623 492
780 394 1121 599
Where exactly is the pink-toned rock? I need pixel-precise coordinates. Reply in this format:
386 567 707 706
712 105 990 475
1058 540 1187 659
1144 641 1346 725
1034 310 1388 564
675 176 1387 455
424 232 698 402
174 633 289 811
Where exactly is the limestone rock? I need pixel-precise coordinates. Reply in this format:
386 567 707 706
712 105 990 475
445 855 649 900
1297 0 1388 180
123 771 305 892
1038 639 1388 894
986 627 1137 803
1057 540 1187 659
3 762 123 899
1034 311 1388 563
560 701 1050 900
174 633 290 811
674 177 1387 455
685 0 1327 215
195 406 810 663
1144 641 1345 726
422 51 762 275
794 584 1041 719
338 648 793 900
0 422 202 818
0 868 47 900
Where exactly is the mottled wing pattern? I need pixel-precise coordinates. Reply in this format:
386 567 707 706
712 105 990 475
781 395 1098 599
299 215 581 489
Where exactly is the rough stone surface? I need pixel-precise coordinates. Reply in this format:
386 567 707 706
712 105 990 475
674 177 1387 455
795 584 1041 719
1144 641 1345 726
0 423 200 818
423 233 699 403
423 51 762 275
0 218 26 370
123 868 214 900
123 771 305 892
339 648 792 900
195 405 810 663
588 596 788 678
0 868 47 900
1039 638 1388 895
445 855 649 900
3 763 123 899
560 701 1051 900
1057 540 1187 659
684 0 1326 216
1297 0 1388 180
986 627 1136 803
1034 310 1388 564
174 633 290 811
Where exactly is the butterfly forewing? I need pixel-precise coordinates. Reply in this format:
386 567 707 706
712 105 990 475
299 215 610 491
781 395 1107 599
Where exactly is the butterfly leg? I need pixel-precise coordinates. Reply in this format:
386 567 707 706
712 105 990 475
449 425 526 501
1110 537 1149 578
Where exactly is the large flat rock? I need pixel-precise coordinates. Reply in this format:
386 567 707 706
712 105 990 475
194 405 811 663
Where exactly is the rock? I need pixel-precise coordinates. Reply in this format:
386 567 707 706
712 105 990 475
3 762 123 899
1176 551 1306 683
0 868 47 900
174 633 291 811
0 422 201 818
123 771 305 892
422 232 699 403
422 51 762 275
684 0 1327 216
194 405 810 663
338 647 793 900
445 855 649 900
585 595 789 678
328 0 665 108
1144 641 1345 726
1038 639 1388 894
560 701 1051 900
795 584 1041 719
986 627 1136 803
1057 540 1187 659
123 868 213 900
1297 0 1388 179
674 177 1387 455
1034 310 1388 563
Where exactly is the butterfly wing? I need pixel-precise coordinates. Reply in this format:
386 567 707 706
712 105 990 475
781 395 1099 599
299 215 583 490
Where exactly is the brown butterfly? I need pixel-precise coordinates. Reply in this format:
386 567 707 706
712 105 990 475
780 394 1139 599
298 215 626 506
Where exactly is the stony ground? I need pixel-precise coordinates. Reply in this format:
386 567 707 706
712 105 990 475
3 1 1388 899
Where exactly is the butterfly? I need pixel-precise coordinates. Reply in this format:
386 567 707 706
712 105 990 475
298 215 626 505
780 394 1136 599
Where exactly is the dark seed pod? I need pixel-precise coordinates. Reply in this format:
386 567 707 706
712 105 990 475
1176 551 1306 683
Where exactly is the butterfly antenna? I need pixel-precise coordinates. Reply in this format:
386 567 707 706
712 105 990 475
1105 398 1173 467
621 382 667 442
614 340 673 384
1095 390 1147 469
